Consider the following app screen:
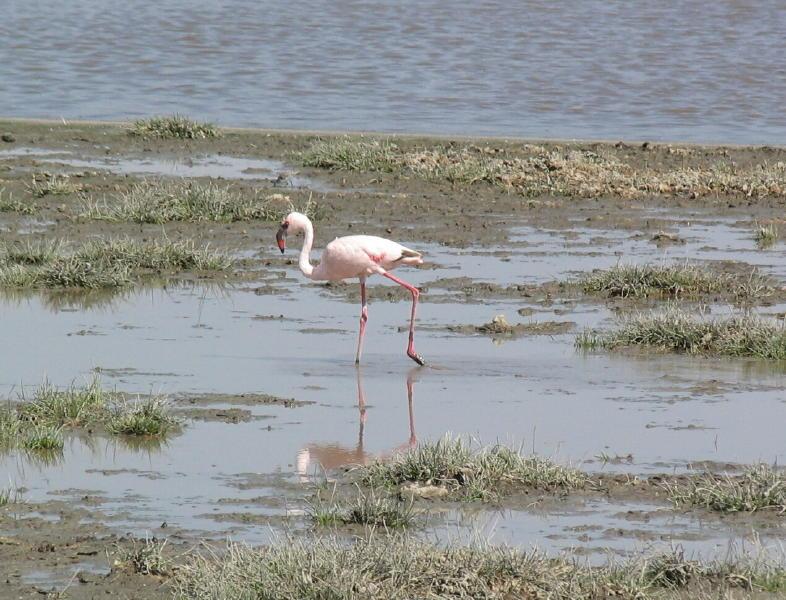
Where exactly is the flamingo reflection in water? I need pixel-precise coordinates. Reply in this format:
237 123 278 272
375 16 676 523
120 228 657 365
296 368 419 480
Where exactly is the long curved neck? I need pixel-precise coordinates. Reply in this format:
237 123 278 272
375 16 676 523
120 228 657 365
298 218 315 279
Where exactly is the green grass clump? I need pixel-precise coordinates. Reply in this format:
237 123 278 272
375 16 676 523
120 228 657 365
17 378 108 427
307 490 414 529
301 138 399 172
580 263 771 299
81 181 289 224
666 464 786 513
359 435 586 500
755 222 779 248
173 536 786 600
107 397 177 436
0 188 37 214
0 238 230 290
21 424 64 452
131 115 219 139
576 308 786 359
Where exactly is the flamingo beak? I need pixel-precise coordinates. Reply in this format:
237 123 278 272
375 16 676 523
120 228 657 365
276 227 286 253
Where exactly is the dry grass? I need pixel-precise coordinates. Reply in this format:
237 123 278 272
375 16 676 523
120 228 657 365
27 174 82 197
80 181 304 224
358 435 586 500
114 538 171 575
755 222 779 248
0 238 231 289
576 308 786 359
580 263 772 300
173 536 786 600
130 115 219 139
301 138 786 199
0 187 37 214
666 465 786 513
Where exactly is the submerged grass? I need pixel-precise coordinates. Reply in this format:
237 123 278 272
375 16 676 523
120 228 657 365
755 222 779 248
580 262 772 299
576 308 786 359
173 536 786 600
130 115 219 139
301 138 786 199
666 464 786 513
81 181 299 224
0 238 230 289
358 435 586 500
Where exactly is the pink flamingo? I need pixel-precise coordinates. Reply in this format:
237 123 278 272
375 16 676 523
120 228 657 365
276 212 426 365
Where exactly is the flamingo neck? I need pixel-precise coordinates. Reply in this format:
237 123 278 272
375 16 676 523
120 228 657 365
298 218 315 279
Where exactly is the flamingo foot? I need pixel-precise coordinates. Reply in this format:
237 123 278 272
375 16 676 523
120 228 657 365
407 350 426 366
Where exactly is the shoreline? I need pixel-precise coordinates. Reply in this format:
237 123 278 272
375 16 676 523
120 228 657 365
1 115 782 151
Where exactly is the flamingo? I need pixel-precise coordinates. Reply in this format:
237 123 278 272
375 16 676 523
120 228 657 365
276 212 426 365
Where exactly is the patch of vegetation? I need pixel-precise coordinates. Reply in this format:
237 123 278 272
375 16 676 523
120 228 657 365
301 138 786 199
575 308 786 359
0 379 178 457
302 138 399 172
173 536 786 600
666 464 786 513
0 238 230 289
27 174 81 197
0 485 20 506
114 538 171 576
131 115 220 139
81 181 306 224
0 188 37 214
107 397 177 436
358 435 586 500
755 222 779 248
580 263 772 299
307 489 415 529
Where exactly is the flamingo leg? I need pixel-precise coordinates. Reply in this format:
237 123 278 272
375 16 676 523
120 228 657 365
406 368 417 447
383 272 426 365
354 277 368 364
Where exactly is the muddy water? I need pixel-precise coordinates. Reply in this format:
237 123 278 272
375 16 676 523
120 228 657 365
2 214 786 559
2 1 785 144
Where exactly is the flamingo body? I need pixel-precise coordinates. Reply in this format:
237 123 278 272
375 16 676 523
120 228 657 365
276 212 425 365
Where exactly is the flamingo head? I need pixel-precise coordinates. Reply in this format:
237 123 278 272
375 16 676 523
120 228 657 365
276 212 309 254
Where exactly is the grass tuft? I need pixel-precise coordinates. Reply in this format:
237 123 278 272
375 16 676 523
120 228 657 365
131 115 219 139
755 222 779 248
27 174 81 197
21 424 64 452
307 489 415 529
80 181 305 224
576 308 786 359
173 535 786 600
107 397 177 436
666 464 786 513
359 435 586 500
0 238 230 289
17 377 108 427
580 263 772 300
115 538 170 575
0 187 37 214
302 138 399 171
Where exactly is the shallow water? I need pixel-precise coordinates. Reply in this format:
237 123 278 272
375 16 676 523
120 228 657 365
2 1 785 144
2 239 786 557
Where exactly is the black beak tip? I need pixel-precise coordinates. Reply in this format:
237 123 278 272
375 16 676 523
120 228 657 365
279 248 285 254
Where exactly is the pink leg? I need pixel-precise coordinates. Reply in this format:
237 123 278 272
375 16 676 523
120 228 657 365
383 272 425 366
354 278 368 364
356 366 366 448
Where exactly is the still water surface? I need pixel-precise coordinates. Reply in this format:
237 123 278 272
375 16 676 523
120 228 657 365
2 0 785 143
